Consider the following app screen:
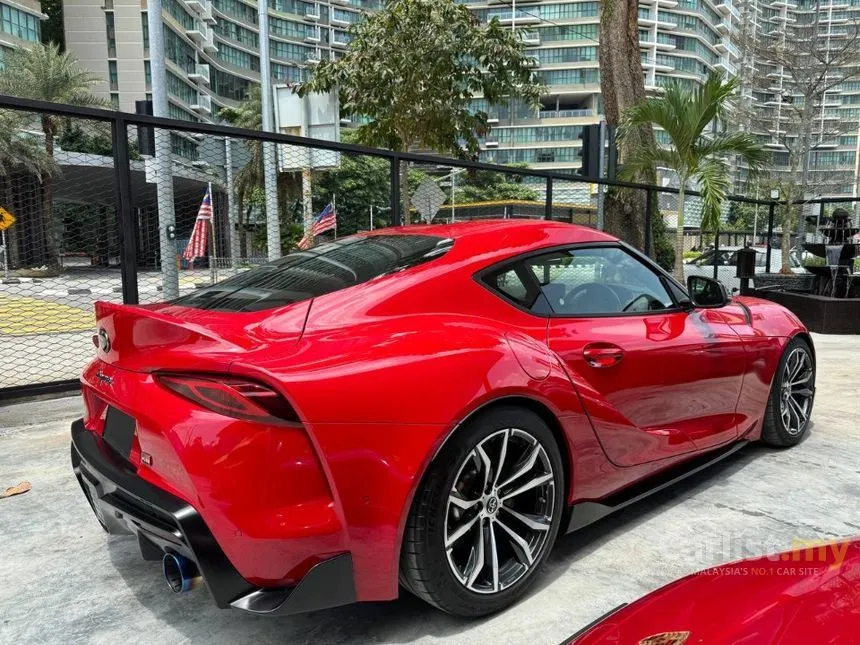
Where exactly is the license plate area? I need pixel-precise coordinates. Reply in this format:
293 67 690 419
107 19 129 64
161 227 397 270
103 406 136 460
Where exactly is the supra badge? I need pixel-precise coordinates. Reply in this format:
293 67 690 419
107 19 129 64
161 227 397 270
640 632 691 645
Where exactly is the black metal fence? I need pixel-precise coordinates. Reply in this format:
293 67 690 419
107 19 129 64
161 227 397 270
0 95 782 400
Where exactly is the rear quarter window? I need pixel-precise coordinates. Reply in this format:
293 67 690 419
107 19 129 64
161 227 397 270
173 235 453 311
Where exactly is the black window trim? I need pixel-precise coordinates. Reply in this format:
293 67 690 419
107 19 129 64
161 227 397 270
475 241 691 319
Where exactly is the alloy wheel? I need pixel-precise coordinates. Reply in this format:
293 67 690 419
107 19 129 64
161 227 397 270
780 347 814 436
443 428 555 594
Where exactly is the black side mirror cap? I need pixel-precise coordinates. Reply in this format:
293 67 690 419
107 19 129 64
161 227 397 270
686 275 730 308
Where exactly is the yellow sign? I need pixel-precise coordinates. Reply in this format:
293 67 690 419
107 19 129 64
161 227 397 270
0 207 15 232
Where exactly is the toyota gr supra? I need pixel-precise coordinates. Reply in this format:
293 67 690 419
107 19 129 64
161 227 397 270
71 219 816 618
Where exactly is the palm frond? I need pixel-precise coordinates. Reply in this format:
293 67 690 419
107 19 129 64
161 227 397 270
696 158 731 232
618 145 684 182
696 132 770 175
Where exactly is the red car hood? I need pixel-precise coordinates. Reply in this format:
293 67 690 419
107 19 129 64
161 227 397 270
570 539 860 644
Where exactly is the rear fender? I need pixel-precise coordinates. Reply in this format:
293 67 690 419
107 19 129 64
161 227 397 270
228 318 591 602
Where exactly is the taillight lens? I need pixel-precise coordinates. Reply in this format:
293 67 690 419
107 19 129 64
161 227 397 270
156 374 300 424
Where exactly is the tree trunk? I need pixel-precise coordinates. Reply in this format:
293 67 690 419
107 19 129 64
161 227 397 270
399 158 411 225
599 0 656 252
674 183 686 281
41 115 59 271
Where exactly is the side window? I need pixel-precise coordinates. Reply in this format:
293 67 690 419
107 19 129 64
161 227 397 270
525 246 675 315
494 268 529 304
485 267 536 308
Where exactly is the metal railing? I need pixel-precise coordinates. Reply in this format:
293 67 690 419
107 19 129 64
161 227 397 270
0 94 779 401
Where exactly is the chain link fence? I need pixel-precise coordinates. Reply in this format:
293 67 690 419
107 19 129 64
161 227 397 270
0 96 778 398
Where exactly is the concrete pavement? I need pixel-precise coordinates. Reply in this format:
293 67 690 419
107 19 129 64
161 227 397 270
1 333 858 645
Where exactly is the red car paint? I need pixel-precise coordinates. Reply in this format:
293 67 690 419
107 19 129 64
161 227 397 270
568 539 860 644
79 220 809 603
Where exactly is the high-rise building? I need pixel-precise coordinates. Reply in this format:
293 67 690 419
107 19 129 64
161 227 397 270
63 0 740 172
0 0 45 64
463 0 741 171
63 0 373 119
739 0 860 198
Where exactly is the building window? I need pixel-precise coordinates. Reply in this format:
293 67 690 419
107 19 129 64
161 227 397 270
212 0 257 25
217 42 260 72
271 62 307 83
270 39 312 63
109 61 118 90
0 3 41 42
214 20 259 48
106 12 116 57
536 46 597 65
144 60 151 89
164 0 195 30
166 71 197 104
164 25 198 74
110 93 120 109
170 132 200 160
142 12 149 53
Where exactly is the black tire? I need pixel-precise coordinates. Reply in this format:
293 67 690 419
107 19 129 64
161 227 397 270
761 337 815 447
400 406 565 617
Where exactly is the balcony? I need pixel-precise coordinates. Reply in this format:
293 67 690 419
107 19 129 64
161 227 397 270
331 15 351 27
520 31 540 45
331 31 350 47
191 92 212 113
714 58 737 75
188 63 210 85
330 0 350 4
186 24 207 44
497 11 540 25
538 109 594 119
715 21 729 34
484 136 499 148
201 2 216 25
203 30 217 52
305 4 320 20
306 50 322 64
305 28 321 43
185 0 204 12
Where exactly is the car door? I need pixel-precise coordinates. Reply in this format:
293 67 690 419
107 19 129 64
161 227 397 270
525 244 747 467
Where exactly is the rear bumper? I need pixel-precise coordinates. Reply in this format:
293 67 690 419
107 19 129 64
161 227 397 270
70 419 356 614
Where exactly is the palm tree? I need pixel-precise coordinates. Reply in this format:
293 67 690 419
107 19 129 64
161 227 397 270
620 71 770 281
0 43 107 269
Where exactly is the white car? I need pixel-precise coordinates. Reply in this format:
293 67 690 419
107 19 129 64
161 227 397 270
685 246 806 292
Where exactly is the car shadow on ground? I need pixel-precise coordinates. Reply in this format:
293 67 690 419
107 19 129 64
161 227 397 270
104 437 804 643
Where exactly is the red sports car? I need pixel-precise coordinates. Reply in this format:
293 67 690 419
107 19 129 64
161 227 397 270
71 220 815 617
566 538 860 644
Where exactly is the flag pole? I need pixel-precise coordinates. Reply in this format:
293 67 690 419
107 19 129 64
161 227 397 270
332 193 337 240
208 183 218 283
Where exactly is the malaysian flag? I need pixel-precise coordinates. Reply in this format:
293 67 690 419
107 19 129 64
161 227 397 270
312 203 336 236
183 185 212 262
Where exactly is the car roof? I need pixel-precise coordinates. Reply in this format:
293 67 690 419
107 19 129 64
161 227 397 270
362 219 617 264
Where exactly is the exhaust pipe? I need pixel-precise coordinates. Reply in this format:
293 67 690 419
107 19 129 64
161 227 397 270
162 553 201 593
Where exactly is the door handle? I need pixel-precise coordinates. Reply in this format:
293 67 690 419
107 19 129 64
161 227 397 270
583 343 624 368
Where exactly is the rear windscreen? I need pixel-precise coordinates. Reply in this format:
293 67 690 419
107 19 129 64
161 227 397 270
172 234 453 312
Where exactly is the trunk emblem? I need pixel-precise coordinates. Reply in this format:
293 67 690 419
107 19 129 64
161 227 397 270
95 372 113 386
98 328 111 353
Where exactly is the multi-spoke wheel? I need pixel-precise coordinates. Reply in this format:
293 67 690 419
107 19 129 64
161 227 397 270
400 406 564 617
762 337 815 447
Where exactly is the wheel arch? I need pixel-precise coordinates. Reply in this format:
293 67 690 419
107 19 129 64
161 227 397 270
395 394 574 582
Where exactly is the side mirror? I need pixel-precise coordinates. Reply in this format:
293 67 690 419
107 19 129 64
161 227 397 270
686 275 729 308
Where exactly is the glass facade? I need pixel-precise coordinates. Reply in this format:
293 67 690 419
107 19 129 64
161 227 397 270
0 3 40 43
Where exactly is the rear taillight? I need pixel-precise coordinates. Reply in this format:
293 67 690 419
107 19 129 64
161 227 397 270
156 374 300 424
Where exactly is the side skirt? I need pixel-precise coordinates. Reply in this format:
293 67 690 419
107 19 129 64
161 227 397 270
566 440 748 533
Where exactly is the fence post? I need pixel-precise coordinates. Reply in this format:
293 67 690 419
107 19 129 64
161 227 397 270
112 116 139 305
644 187 653 257
390 155 401 226
766 201 776 273
544 176 553 220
